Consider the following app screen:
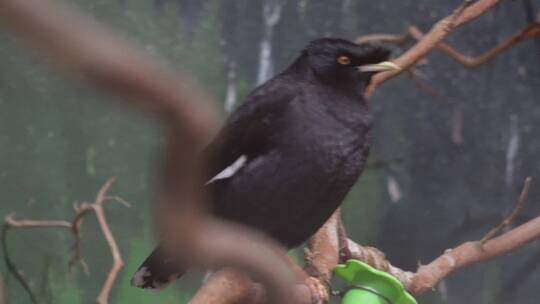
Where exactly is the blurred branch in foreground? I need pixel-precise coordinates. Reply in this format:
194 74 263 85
1 0 540 303
0 0 299 303
342 179 538 294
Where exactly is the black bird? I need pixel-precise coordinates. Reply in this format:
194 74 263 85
131 38 398 289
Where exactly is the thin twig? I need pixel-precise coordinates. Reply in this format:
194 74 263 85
2 214 74 304
105 196 131 208
69 205 90 275
366 0 500 96
1 223 38 304
4 215 72 229
343 177 540 294
2 178 128 304
0 0 301 302
480 177 532 244
356 33 410 45
406 69 450 103
91 180 125 304
3 0 538 303
408 23 540 68
356 21 540 71
186 180 540 303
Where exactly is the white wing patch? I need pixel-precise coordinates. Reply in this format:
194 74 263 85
387 175 402 203
206 155 247 184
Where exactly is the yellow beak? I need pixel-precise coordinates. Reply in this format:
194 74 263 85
358 61 401 72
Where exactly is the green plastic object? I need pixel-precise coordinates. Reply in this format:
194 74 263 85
334 259 417 304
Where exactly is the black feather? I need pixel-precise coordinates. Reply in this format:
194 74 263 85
131 247 185 289
133 38 390 289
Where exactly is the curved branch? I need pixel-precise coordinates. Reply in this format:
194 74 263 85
1 223 38 304
2 179 128 304
366 0 501 96
345 177 540 294
409 23 540 68
84 178 125 304
0 1 299 302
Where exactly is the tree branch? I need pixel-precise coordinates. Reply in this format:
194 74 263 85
408 22 540 68
198 174 540 303
0 1 298 302
1 222 38 304
366 0 501 96
2 178 128 304
345 177 540 294
481 177 532 243
2 0 539 303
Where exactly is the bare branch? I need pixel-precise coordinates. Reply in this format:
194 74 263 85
366 0 501 96
346 240 415 289
2 178 128 304
481 177 532 243
356 33 409 45
4 215 72 229
188 179 540 303
409 23 540 68
0 1 300 302
344 177 540 295
2 0 539 303
409 213 540 293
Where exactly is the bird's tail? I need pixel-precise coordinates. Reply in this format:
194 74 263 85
131 246 186 290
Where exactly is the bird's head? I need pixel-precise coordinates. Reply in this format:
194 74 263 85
303 38 399 90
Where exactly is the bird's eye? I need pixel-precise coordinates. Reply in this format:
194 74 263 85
337 56 351 65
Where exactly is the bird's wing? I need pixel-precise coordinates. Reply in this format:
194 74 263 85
204 80 294 182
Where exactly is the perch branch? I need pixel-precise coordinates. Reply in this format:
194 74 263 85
75 178 125 304
2 0 539 303
4 218 72 229
190 211 345 304
344 177 540 294
305 210 341 284
228 175 540 302
2 178 128 304
359 5 540 96
188 173 540 303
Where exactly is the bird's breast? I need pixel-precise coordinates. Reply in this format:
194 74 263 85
275 93 373 178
